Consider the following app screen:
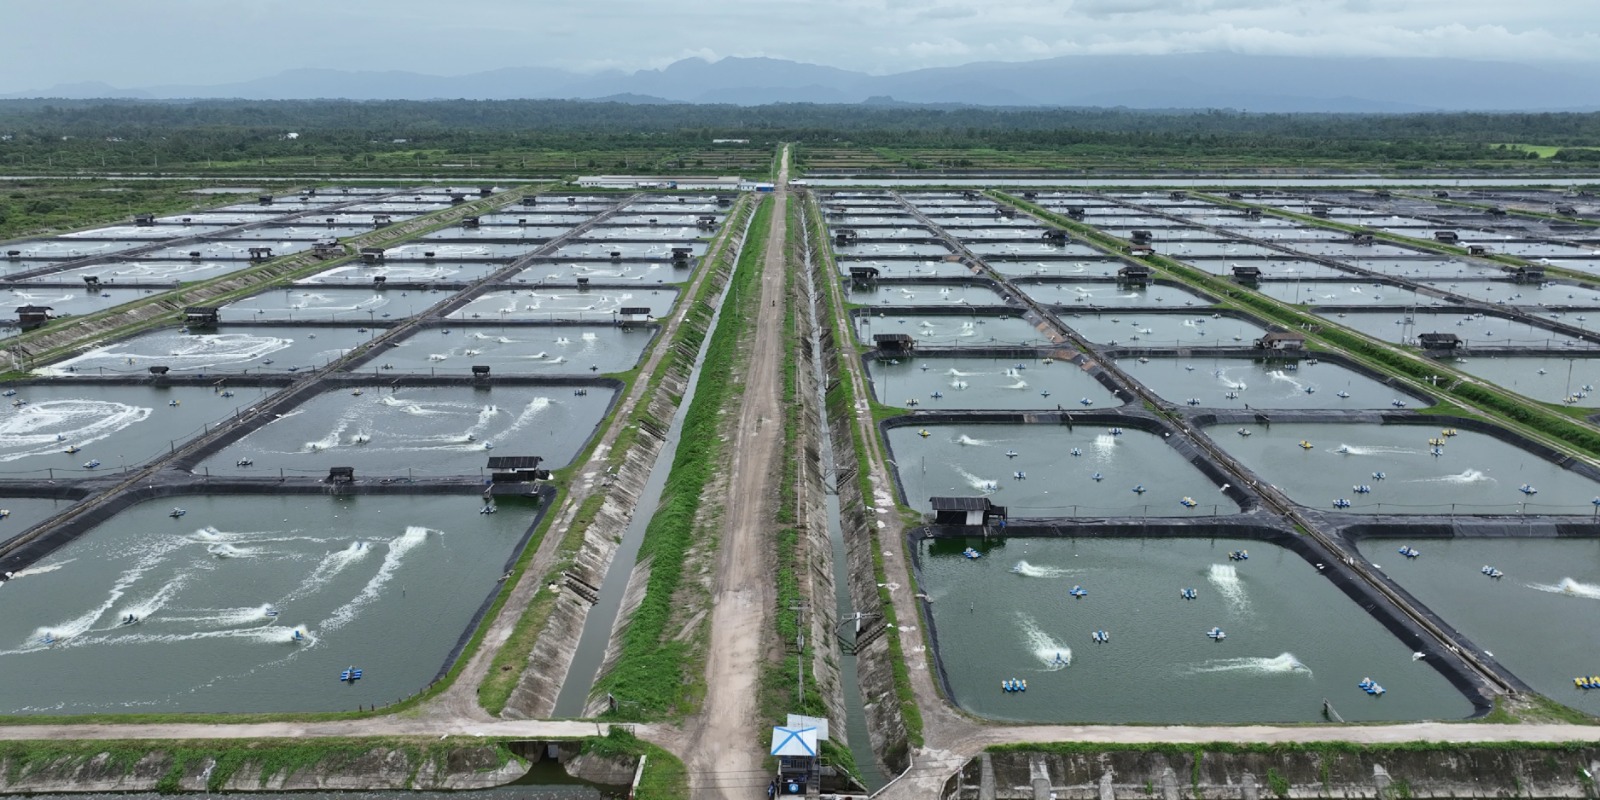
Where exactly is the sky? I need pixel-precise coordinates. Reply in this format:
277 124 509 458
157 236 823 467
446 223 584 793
2 0 1599 92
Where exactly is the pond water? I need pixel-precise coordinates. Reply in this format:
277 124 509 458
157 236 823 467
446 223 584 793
223 288 414 322
61 225 230 239
1213 422 1600 514
917 536 1475 723
834 242 952 258
366 325 651 376
1352 536 1600 715
0 384 275 476
1060 312 1267 346
1336 259 1507 280
297 262 503 285
554 242 705 259
0 497 79 540
1329 310 1589 349
967 242 1105 258
1123 357 1415 409
867 356 1118 410
512 261 685 285
1 286 153 317
200 384 614 476
1257 281 1429 307
448 289 678 321
0 494 532 714
383 243 537 260
838 259 974 279
422 226 568 241
1422 280 1600 307
1016 280 1211 307
986 259 1125 279
849 283 1009 306
1444 355 1600 406
1182 259 1354 279
23 260 264 285
855 313 1052 347
38 325 377 376
886 423 1230 517
141 241 314 260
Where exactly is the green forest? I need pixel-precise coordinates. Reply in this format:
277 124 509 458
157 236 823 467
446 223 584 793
1 99 1598 174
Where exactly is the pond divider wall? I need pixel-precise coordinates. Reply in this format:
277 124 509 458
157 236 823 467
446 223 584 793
907 521 1497 716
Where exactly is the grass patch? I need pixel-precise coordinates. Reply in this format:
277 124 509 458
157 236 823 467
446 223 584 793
581 728 687 800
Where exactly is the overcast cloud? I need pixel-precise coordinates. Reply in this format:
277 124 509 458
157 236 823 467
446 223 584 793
2 0 1597 92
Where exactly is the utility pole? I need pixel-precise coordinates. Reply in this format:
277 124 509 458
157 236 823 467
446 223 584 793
790 601 808 705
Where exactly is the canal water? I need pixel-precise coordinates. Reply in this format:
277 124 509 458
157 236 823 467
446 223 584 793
1213 422 1600 514
916 536 1475 723
886 423 1232 517
0 494 532 714
199 385 614 477
1122 357 1414 409
1352 536 1600 715
867 357 1117 410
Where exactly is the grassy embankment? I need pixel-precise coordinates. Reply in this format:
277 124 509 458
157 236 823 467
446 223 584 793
476 195 757 715
586 196 774 720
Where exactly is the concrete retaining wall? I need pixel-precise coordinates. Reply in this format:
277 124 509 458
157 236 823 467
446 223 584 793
943 746 1600 800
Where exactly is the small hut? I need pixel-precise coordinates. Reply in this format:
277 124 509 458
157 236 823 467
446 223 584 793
247 247 274 262
1232 265 1263 284
873 333 915 355
133 213 156 227
183 306 220 328
326 467 355 485
1514 265 1546 284
360 247 387 264
929 496 1007 526
1117 264 1154 286
1434 231 1460 244
1419 332 1462 351
617 306 652 327
849 266 880 287
1256 331 1306 351
16 305 53 331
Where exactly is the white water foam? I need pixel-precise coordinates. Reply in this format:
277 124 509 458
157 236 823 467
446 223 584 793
1207 564 1250 611
1411 469 1493 484
1011 560 1073 579
952 466 998 494
318 526 433 633
1018 613 1072 671
955 434 990 447
8 559 75 578
1187 652 1311 676
1529 577 1600 600
1334 444 1417 456
0 400 152 461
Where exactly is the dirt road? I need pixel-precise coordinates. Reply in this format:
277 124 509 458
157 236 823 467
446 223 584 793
676 148 791 798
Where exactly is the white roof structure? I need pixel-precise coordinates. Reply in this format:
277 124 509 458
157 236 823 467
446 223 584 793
770 726 819 757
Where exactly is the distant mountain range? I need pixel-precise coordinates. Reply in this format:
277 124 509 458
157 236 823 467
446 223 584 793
7 54 1600 113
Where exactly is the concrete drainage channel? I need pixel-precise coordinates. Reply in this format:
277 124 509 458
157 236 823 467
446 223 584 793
501 196 759 718
798 198 889 790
